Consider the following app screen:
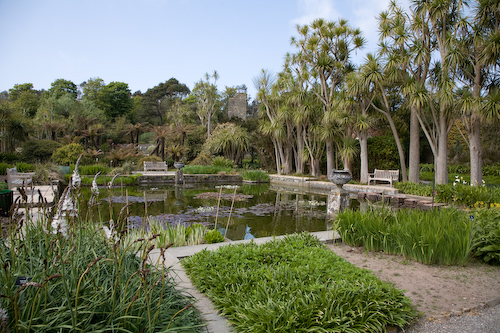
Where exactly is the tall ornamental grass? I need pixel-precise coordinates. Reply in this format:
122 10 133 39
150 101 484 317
0 216 203 332
335 208 471 265
183 233 417 332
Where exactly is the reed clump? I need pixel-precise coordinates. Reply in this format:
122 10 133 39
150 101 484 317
0 202 203 332
335 207 472 265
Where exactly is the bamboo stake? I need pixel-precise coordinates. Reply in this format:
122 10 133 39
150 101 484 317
214 186 223 229
224 187 237 238
126 189 129 216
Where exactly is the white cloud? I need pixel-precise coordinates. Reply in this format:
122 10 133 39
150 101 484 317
291 0 341 26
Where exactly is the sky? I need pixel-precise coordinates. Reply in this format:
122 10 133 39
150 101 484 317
0 0 411 101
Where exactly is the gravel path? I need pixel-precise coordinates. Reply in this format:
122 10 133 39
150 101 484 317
405 305 500 332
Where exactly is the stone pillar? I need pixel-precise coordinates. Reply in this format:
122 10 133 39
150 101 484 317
175 169 183 185
327 186 350 219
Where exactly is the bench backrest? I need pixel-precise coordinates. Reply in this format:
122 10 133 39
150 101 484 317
374 169 399 181
143 161 167 170
6 167 18 176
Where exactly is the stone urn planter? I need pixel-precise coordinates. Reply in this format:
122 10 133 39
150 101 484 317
174 162 185 169
328 169 352 188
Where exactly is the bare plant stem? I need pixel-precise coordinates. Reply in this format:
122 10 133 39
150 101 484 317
214 186 223 229
224 187 237 238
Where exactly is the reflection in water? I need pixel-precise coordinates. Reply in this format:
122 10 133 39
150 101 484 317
83 183 334 241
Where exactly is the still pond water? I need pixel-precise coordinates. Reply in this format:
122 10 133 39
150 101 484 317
84 183 334 241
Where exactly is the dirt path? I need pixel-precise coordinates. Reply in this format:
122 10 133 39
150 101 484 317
327 242 500 322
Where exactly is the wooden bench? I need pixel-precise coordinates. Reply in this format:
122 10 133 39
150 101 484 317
368 169 399 186
7 167 35 190
143 161 168 173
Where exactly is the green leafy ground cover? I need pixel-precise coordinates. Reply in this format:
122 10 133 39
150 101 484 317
182 233 417 332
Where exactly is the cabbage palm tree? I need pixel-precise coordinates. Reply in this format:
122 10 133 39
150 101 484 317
291 18 365 175
447 0 500 185
360 54 408 182
413 0 468 184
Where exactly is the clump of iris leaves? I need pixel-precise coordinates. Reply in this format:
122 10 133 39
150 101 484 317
0 218 204 332
182 233 417 332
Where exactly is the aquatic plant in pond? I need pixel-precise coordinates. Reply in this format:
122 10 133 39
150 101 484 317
84 184 330 241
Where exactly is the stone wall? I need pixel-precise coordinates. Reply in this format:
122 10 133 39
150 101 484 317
228 93 247 120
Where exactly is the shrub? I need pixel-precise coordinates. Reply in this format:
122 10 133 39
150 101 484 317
204 229 224 244
335 207 471 265
183 233 417 332
15 162 34 172
22 139 62 162
190 152 212 166
182 165 232 174
241 170 269 182
394 182 434 197
471 208 500 264
0 152 21 163
436 183 500 208
137 155 162 165
0 163 9 175
211 156 234 168
74 164 112 175
52 143 85 165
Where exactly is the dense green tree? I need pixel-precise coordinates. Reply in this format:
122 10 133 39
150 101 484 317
143 78 190 124
8 83 40 117
48 79 78 99
8 83 35 101
97 82 133 120
81 77 105 102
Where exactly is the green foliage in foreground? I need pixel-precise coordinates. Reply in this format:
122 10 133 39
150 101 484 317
182 164 233 174
335 208 471 265
182 233 417 332
0 220 203 332
394 182 434 197
241 170 270 182
471 208 500 265
395 181 500 208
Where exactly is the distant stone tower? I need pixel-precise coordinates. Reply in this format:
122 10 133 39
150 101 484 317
228 86 247 120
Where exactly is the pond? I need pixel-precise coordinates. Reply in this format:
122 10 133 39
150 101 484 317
82 183 335 241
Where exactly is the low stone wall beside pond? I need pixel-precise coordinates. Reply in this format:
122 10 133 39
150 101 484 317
138 174 243 185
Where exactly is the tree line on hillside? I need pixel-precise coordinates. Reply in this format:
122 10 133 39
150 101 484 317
1 0 499 186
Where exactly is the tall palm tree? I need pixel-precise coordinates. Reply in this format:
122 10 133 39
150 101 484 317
447 0 500 185
291 18 365 175
378 0 432 183
360 54 408 182
151 125 170 161
413 0 467 184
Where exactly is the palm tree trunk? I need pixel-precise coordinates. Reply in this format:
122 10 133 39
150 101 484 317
408 106 420 183
469 114 482 186
326 140 335 174
296 126 305 174
359 131 369 183
435 114 449 185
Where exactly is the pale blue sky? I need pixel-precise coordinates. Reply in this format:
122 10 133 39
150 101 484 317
0 0 411 100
